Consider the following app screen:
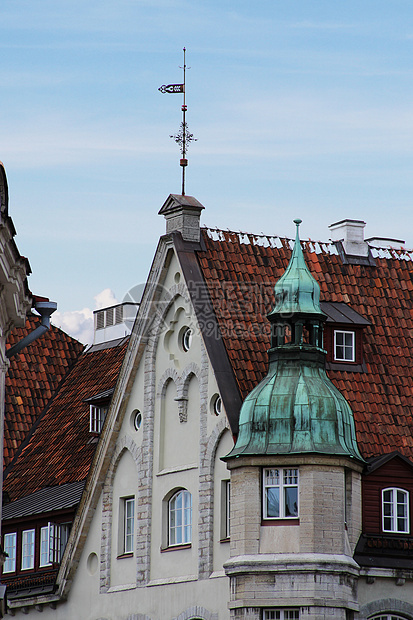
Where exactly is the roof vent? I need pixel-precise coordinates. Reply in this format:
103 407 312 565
93 302 139 345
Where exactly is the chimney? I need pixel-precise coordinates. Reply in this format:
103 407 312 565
158 194 204 243
329 219 369 258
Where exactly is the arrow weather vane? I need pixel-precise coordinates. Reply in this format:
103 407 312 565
158 47 197 195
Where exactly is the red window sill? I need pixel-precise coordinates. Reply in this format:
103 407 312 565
117 553 133 560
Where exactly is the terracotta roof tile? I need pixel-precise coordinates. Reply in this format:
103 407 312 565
198 228 413 461
4 317 84 468
3 338 128 501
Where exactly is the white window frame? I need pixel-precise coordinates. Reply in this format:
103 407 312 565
3 533 16 573
382 487 409 533
124 497 135 554
21 529 35 570
48 522 71 564
334 329 355 362
40 526 52 567
169 489 192 546
263 610 300 620
89 405 108 433
263 468 299 520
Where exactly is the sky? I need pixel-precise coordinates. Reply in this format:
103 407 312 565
2 0 413 343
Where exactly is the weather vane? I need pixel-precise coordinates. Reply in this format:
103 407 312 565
158 48 197 195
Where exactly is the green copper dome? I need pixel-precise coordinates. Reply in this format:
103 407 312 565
225 220 363 461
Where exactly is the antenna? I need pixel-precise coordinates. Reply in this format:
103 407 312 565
158 48 197 195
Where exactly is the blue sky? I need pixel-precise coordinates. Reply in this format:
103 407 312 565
2 1 413 342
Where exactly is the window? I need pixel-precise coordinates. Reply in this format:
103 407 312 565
3 533 16 573
48 522 71 564
124 498 135 554
264 610 299 620
370 616 409 620
220 480 230 540
169 490 192 546
21 529 35 570
382 488 409 533
40 527 52 567
334 330 355 362
89 405 108 433
182 327 192 352
263 468 299 519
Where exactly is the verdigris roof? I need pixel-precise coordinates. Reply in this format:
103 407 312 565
224 221 363 461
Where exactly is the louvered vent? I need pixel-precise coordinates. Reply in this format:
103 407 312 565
96 310 104 330
115 305 123 325
106 308 114 326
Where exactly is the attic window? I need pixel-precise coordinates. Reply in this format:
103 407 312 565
89 405 108 433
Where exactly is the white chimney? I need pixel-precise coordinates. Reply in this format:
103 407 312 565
329 219 368 258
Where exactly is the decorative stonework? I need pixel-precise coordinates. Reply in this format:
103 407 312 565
174 606 218 620
198 414 231 579
100 437 140 593
359 598 413 620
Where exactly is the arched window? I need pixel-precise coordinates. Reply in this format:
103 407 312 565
370 615 409 620
169 490 192 546
382 488 409 533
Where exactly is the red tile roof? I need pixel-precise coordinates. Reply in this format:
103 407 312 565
197 228 413 461
4 317 84 468
3 339 128 501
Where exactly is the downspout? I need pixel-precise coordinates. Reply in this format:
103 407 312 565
6 300 57 359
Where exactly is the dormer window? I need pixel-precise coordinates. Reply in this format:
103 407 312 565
84 389 113 434
321 301 370 371
382 488 409 533
89 405 108 434
334 330 355 362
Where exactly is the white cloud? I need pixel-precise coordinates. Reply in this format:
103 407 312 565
94 288 119 309
52 307 93 345
52 288 119 344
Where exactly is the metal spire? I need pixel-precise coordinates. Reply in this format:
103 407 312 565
158 48 197 195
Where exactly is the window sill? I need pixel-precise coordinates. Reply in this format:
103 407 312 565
117 553 133 560
261 518 300 526
220 537 230 543
326 361 366 373
161 543 191 553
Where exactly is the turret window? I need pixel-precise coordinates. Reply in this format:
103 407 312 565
263 468 299 520
264 610 299 620
382 488 409 533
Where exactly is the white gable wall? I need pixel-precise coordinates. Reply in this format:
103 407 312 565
21 244 232 619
